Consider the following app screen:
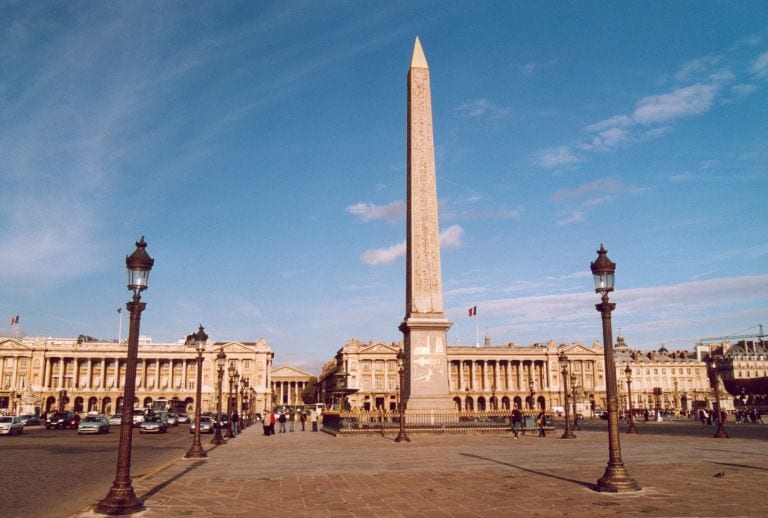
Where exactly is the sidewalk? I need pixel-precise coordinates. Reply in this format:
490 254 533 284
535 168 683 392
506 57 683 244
80 423 768 517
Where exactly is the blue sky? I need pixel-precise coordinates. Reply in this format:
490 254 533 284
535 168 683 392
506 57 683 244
1 1 766 373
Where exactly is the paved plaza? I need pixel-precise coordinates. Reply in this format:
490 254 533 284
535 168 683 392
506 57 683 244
78 421 768 517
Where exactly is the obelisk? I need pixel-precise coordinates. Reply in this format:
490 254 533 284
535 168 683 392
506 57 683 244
399 37 453 410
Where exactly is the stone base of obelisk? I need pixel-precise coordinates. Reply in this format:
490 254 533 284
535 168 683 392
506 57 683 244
400 317 454 411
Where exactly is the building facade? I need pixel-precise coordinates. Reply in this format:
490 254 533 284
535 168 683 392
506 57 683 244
270 365 314 409
0 336 274 416
318 335 727 415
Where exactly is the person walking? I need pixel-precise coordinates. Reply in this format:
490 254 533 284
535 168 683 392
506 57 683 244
262 411 271 436
300 411 307 431
311 410 318 432
510 407 521 439
278 412 287 433
231 411 239 435
536 410 546 437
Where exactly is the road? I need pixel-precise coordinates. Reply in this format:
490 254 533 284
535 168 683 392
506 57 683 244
0 422 197 518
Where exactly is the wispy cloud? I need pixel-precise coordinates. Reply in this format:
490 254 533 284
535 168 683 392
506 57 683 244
346 201 405 222
455 98 510 120
517 59 557 77
632 83 720 124
535 146 581 169
751 50 768 78
361 225 464 265
551 178 623 204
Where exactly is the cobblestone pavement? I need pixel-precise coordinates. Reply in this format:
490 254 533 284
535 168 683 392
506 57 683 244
78 422 768 517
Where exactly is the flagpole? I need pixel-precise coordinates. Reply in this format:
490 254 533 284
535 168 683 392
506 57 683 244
118 308 123 343
475 316 479 347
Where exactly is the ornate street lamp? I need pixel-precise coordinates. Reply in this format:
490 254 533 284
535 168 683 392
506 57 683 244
96 237 154 515
226 363 237 438
570 372 580 430
394 350 410 443
240 377 249 429
624 363 639 434
558 351 576 439
709 357 729 439
528 377 536 410
185 325 208 459
590 245 640 492
211 348 226 445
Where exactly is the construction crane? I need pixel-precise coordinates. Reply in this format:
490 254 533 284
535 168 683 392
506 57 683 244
698 324 765 345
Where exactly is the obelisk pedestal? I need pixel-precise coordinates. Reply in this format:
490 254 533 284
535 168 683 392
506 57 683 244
400 37 453 411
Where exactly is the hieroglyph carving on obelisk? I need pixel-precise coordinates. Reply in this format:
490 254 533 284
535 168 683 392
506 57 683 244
399 37 453 410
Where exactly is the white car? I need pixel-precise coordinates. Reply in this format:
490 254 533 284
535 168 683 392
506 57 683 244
0 416 24 435
108 414 123 425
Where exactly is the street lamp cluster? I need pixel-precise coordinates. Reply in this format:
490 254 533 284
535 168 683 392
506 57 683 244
558 351 576 439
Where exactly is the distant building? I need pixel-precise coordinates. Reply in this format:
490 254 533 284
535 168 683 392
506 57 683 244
269 365 314 409
0 336 273 416
316 334 748 415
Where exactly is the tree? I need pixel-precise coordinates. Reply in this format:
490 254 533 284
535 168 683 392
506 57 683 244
300 377 318 404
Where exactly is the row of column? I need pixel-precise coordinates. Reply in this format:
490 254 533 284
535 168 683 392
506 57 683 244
0 355 24 389
40 357 199 391
272 380 306 406
451 359 598 393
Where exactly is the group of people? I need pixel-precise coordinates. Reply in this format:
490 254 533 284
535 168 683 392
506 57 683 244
261 409 318 436
734 408 763 423
508 408 550 438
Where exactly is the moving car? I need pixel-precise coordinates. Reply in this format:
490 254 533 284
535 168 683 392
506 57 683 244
139 415 167 433
189 415 214 434
108 414 123 425
78 415 111 434
166 413 179 426
0 416 24 435
176 413 190 424
132 409 146 427
46 411 77 430
20 415 41 426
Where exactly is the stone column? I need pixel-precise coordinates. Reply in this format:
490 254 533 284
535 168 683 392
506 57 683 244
87 359 93 389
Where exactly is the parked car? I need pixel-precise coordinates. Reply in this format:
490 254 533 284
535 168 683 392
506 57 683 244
46 411 77 430
139 415 167 433
132 409 146 427
78 415 111 434
189 416 214 434
108 414 123 425
166 413 179 426
0 416 24 435
20 415 41 426
176 413 190 424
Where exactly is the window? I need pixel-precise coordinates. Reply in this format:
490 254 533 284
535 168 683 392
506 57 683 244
243 360 250 369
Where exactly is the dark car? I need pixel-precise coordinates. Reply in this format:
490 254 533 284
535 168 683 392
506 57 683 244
20 415 42 426
46 411 77 429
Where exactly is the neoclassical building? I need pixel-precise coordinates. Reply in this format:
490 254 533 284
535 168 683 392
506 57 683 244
0 335 274 416
318 335 726 414
270 365 315 408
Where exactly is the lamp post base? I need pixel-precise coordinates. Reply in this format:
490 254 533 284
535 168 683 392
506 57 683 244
596 464 641 493
561 429 577 439
713 424 729 438
95 485 144 515
627 419 639 434
184 444 208 459
394 431 411 443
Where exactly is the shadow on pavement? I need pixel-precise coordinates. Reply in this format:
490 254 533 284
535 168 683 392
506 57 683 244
459 452 596 490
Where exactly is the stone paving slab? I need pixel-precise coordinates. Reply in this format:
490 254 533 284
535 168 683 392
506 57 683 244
78 424 768 517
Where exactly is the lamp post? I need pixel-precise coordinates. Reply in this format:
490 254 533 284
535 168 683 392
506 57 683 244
624 364 639 434
570 372 580 430
96 237 154 515
709 358 729 439
394 350 410 443
558 351 576 439
240 377 248 429
528 377 536 410
226 364 237 439
185 325 208 459
211 348 226 445
590 245 640 492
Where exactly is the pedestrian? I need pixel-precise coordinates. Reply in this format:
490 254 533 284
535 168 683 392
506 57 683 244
262 411 271 436
231 411 239 435
289 411 295 432
270 411 276 435
300 411 306 431
278 412 287 433
536 410 546 437
311 410 318 432
510 407 521 439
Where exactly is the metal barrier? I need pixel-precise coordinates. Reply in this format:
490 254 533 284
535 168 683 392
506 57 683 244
320 409 555 436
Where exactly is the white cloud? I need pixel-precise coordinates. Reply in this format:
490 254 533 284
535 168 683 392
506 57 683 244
556 211 585 226
578 127 628 151
584 115 632 133
551 178 623 204
361 225 464 265
633 83 719 124
730 84 759 96
674 54 722 81
751 51 768 78
346 201 405 222
536 146 581 168
456 98 510 120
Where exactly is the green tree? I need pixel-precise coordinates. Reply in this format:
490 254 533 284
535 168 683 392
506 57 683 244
300 376 318 404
